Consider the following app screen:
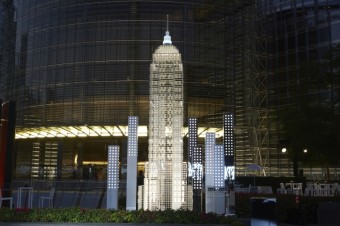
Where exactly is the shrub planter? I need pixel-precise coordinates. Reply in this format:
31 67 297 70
0 208 245 226
0 224 238 226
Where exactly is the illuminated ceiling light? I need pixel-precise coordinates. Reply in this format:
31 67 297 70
15 125 224 139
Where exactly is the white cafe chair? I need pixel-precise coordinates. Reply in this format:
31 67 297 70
39 187 55 208
293 183 303 195
277 183 286 194
304 183 314 196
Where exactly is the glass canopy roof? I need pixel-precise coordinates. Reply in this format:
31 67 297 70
15 126 223 139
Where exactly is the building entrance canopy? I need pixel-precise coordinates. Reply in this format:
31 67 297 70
15 126 223 139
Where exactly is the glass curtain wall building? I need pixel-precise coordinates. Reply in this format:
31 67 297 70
224 0 340 178
0 0 16 101
8 0 228 179
6 0 340 180
263 0 340 178
225 1 275 176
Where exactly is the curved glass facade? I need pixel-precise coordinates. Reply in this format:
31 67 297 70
8 0 229 179
266 0 340 106
9 0 227 128
5 0 340 180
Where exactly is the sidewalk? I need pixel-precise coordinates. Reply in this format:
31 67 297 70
238 218 324 226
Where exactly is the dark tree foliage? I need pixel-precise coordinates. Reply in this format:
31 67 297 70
278 45 340 180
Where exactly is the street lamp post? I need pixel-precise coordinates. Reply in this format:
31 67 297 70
279 148 287 176
293 151 299 177
299 149 308 177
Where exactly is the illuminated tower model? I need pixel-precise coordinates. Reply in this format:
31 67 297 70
144 18 186 210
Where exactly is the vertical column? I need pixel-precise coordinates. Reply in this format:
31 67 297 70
205 132 215 213
193 147 202 190
205 133 226 214
142 162 150 210
107 145 120 210
224 113 235 180
188 118 198 177
214 144 226 214
126 116 138 210
57 142 63 179
192 146 202 211
188 118 198 210
0 101 16 199
0 99 3 190
214 145 225 189
39 142 46 179
76 143 84 179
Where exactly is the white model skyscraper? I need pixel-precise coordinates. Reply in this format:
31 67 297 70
144 19 188 210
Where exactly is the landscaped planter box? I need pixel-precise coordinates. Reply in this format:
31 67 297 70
0 224 240 226
0 208 245 226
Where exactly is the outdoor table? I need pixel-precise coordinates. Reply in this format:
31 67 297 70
17 187 33 208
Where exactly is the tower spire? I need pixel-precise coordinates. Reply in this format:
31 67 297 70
163 14 172 45
166 14 169 31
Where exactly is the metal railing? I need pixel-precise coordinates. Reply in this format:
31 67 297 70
6 180 126 209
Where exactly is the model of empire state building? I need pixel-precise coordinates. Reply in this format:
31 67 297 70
143 19 191 210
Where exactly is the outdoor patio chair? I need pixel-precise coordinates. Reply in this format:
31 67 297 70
304 183 314 196
293 183 303 195
277 183 286 194
39 187 55 208
0 189 13 209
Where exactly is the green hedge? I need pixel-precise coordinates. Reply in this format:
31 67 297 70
2 194 338 225
0 208 243 225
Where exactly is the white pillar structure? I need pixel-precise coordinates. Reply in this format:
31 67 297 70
193 147 203 190
107 145 119 210
144 18 188 210
214 144 226 214
205 133 215 190
224 113 235 180
126 116 138 210
188 118 198 171
205 133 225 214
214 145 225 189
205 132 215 214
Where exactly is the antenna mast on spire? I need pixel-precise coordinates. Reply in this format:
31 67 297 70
163 14 172 45
166 14 169 31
